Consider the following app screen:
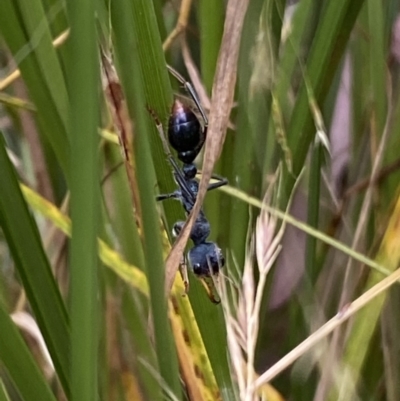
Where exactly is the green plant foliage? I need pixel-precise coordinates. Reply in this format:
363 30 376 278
2 0 400 400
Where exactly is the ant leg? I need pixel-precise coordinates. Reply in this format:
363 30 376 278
195 170 228 192
208 174 228 191
156 190 180 202
146 107 175 161
199 276 221 304
179 255 190 294
166 64 208 127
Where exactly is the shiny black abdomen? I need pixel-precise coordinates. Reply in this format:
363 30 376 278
168 101 205 164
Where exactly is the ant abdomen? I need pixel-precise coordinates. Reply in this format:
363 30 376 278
168 99 205 164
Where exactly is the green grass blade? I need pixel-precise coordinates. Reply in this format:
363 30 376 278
331 195 400 400
14 0 69 129
287 0 365 179
127 0 184 233
121 290 164 401
66 0 100 400
199 0 224 91
0 0 69 174
110 0 181 396
0 134 70 394
102 145 145 269
0 303 57 401
305 143 323 283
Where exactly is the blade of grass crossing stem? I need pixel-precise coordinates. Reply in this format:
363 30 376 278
270 0 314 157
128 0 171 116
0 0 69 175
21 183 150 295
103 145 145 269
305 143 323 283
199 0 224 91
285 1 365 197
189 1 251 396
110 0 181 397
0 134 70 395
121 290 164 401
0 303 57 401
228 0 266 270
67 0 100 400
367 0 387 135
21 178 220 399
22 172 222 398
127 0 182 233
328 194 400 400
198 0 225 262
13 0 69 128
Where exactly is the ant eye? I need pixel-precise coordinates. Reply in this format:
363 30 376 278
193 264 202 275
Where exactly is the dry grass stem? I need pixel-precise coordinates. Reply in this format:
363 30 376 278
100 51 142 222
181 37 211 111
0 29 70 91
339 95 393 307
221 198 284 401
254 267 400 390
219 185 390 277
162 0 192 51
181 37 236 130
164 0 249 294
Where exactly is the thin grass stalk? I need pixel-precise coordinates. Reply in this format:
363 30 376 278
305 143 323 284
67 0 100 399
0 136 70 395
110 0 181 395
284 0 366 201
254 266 400 389
220 185 391 277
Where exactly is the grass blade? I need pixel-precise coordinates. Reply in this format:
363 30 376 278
110 0 181 396
0 303 57 401
0 134 70 394
0 0 69 174
66 0 100 400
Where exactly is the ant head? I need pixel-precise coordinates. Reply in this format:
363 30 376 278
168 99 205 164
188 242 225 277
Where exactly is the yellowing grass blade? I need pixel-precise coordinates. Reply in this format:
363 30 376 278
22 183 220 399
338 193 400 397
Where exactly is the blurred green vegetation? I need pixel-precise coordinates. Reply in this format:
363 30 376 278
1 0 400 400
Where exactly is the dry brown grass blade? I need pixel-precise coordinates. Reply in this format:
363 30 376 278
162 0 192 51
164 0 250 296
100 51 142 221
181 37 236 131
181 37 211 111
253 266 400 389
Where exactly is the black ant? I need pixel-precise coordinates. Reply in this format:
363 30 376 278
149 65 227 303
